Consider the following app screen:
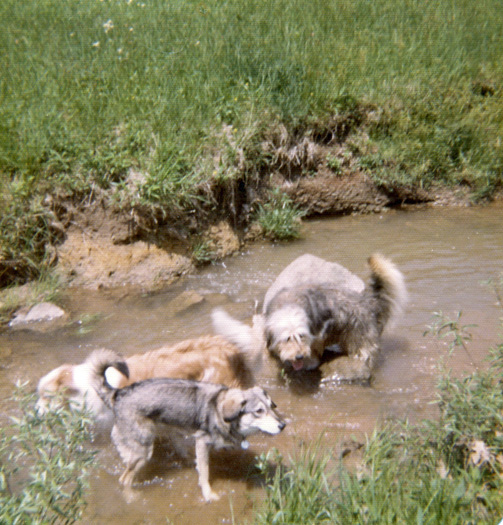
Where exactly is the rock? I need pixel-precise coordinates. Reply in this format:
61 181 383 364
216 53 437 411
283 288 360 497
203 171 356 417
9 302 67 330
203 222 241 259
168 290 205 315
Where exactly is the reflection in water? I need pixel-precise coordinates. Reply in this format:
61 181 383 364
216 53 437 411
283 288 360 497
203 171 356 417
1 204 502 523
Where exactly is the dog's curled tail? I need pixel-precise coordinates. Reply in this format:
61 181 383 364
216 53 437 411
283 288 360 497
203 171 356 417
211 308 265 375
368 254 407 328
85 348 129 409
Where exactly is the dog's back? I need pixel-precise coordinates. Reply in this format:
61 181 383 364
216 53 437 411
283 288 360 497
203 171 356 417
263 254 365 313
122 334 261 389
108 378 226 431
37 330 263 418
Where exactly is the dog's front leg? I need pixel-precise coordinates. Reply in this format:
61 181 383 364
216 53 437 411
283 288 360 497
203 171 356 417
195 433 219 502
321 355 372 384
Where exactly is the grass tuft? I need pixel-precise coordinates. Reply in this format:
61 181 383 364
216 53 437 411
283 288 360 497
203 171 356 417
256 190 305 241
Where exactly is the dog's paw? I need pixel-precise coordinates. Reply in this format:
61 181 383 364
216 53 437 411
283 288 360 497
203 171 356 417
202 488 221 502
121 485 141 504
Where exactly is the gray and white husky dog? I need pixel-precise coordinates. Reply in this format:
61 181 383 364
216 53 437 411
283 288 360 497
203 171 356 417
90 352 285 502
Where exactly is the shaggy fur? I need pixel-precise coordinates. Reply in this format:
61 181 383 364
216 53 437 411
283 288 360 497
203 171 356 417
91 358 285 502
262 253 407 381
37 314 265 424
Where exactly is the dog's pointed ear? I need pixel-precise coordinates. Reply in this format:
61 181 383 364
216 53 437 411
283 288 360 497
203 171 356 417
220 390 246 422
251 386 274 407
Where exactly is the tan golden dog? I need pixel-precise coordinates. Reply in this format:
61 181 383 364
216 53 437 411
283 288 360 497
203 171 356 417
37 311 265 425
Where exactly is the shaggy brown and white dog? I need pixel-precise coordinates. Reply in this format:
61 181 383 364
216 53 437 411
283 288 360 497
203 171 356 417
260 253 407 381
36 310 265 424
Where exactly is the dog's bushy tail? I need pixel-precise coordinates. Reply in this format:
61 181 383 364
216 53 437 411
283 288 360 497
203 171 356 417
211 308 265 376
85 348 129 410
367 254 407 330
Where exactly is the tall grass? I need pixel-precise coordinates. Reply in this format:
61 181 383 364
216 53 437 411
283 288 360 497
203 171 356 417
1 0 502 282
2 0 502 182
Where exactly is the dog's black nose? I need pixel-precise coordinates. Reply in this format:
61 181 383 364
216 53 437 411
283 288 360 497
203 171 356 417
295 355 304 361
279 420 286 431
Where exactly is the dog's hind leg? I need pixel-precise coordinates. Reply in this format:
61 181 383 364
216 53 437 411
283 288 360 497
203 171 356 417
195 433 219 502
119 455 151 487
112 424 154 487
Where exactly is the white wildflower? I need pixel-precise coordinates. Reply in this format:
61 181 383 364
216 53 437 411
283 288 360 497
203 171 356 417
469 439 492 467
103 19 114 34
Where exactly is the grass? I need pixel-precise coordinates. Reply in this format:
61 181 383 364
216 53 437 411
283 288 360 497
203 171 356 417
256 189 305 240
1 0 503 284
255 285 503 524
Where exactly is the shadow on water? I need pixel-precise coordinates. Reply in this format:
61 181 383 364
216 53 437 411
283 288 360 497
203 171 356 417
1 203 503 523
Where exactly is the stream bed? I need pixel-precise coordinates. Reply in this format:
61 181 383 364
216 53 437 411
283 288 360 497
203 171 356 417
1 203 502 524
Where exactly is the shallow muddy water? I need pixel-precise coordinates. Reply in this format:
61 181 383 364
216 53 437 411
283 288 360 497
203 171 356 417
1 203 502 524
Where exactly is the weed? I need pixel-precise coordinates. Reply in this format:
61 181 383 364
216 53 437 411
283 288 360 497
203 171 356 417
0 384 96 524
424 310 477 365
255 441 335 524
256 190 305 241
326 154 342 174
191 240 217 266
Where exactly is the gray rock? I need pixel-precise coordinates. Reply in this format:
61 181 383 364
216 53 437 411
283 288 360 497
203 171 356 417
9 302 66 329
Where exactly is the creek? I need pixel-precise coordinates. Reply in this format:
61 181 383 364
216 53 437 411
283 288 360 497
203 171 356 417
1 203 502 524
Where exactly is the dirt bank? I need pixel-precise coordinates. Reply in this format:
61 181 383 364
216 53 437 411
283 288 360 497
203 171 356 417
52 170 475 290
41 112 496 291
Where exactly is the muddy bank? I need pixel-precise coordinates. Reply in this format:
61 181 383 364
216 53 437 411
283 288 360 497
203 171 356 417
1 105 498 293
44 108 491 291
52 172 476 290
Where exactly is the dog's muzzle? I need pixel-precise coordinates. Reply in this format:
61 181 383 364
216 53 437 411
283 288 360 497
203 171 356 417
291 355 305 371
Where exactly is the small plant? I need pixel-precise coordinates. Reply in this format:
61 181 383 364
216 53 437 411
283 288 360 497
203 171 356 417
424 310 477 364
255 441 335 524
256 190 305 241
0 384 96 524
191 240 217 265
0 190 61 287
326 154 342 174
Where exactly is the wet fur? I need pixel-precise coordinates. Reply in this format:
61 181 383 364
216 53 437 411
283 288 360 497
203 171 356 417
263 253 407 381
37 328 264 423
95 370 285 501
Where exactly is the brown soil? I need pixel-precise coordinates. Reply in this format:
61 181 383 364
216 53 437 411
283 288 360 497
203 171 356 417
53 171 474 290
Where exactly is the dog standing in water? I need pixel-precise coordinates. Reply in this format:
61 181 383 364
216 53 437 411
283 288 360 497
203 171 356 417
90 354 285 501
261 253 407 381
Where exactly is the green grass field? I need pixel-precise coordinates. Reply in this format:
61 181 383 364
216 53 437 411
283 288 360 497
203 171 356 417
1 0 503 283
